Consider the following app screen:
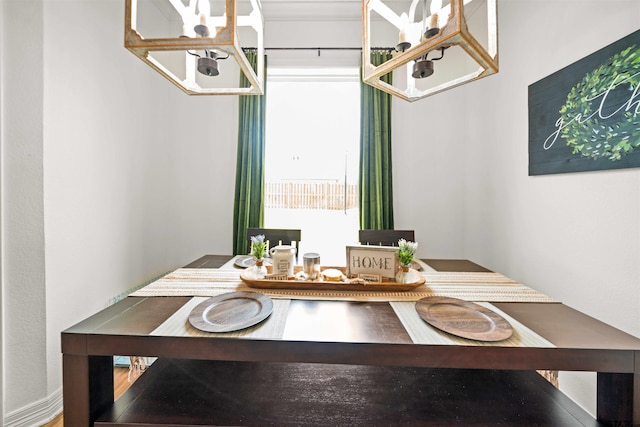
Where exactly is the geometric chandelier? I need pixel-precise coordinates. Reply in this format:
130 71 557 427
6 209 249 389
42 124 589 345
362 0 498 102
125 0 264 95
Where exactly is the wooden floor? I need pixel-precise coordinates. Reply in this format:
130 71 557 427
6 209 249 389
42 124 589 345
41 367 135 427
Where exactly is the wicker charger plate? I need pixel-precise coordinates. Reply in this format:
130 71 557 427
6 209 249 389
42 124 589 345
188 291 273 333
415 296 513 341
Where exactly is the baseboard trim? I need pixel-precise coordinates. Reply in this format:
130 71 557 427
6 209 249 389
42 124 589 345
4 387 62 427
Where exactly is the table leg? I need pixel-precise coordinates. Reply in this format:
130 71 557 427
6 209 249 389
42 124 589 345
635 351 640 426
63 354 113 426
597 372 635 426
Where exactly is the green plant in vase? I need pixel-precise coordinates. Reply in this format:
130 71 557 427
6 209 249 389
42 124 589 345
250 234 266 260
250 234 268 278
397 239 418 267
396 239 418 283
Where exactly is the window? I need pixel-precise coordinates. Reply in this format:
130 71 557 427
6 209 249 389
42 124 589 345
265 68 360 265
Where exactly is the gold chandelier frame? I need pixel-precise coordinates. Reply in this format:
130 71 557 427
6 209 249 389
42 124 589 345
362 0 498 102
124 0 264 96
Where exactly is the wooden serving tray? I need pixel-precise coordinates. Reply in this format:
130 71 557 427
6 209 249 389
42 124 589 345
240 265 425 292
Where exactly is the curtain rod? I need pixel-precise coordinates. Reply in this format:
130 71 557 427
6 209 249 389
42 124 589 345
264 47 393 51
262 47 395 55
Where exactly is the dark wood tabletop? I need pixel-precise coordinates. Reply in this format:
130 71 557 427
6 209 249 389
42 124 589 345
61 255 640 426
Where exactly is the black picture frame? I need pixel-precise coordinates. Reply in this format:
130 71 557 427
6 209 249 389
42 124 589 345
528 29 640 176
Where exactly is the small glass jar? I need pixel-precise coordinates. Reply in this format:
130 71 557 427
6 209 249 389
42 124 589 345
254 259 267 279
396 265 411 283
303 253 321 280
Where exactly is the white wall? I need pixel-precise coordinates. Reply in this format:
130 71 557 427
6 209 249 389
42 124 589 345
1 0 238 421
2 0 48 418
0 0 5 421
42 0 239 413
393 0 640 415
0 2 6 418
475 0 640 414
473 0 640 338
2 0 639 423
393 86 467 256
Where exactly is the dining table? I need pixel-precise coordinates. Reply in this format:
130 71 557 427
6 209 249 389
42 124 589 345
61 254 640 426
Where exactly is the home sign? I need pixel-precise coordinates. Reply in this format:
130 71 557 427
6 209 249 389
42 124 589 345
346 245 399 280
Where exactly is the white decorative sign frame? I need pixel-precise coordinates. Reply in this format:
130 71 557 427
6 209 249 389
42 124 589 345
346 245 399 280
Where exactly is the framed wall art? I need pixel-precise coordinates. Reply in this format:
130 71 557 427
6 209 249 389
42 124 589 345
528 29 640 175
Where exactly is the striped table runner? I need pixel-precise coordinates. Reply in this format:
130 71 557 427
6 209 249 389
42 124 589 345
130 268 558 303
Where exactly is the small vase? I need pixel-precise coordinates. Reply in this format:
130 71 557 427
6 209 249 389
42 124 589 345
396 265 411 283
254 259 267 279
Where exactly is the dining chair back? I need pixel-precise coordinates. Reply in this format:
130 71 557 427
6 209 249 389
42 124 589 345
247 227 302 258
358 229 415 247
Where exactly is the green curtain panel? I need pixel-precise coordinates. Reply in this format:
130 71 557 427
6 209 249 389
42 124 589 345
233 51 266 255
359 50 394 230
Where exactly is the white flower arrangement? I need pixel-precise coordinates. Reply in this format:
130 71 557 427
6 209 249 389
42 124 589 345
397 238 418 267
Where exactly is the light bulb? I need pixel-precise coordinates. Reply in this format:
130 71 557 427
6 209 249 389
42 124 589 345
430 0 442 28
198 0 210 25
430 0 442 14
399 13 409 43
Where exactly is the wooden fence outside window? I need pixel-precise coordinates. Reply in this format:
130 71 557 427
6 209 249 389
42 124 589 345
265 180 358 210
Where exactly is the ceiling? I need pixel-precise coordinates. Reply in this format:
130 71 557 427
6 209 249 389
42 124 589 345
148 0 363 21
261 0 361 21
